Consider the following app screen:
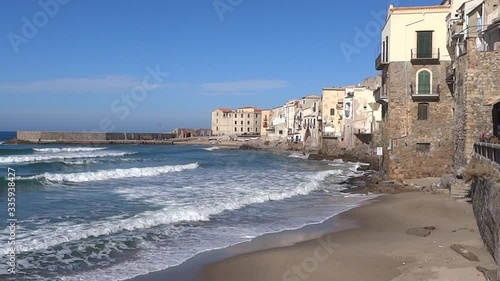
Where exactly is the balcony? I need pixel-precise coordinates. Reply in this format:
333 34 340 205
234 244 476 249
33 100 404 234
410 48 440 64
375 53 389 70
410 84 441 101
445 64 455 85
374 86 388 103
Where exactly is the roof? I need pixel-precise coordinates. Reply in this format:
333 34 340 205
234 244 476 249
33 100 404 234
237 106 263 113
391 5 449 12
302 94 321 99
216 108 233 113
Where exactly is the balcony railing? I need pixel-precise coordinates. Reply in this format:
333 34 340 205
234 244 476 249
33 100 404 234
474 142 500 168
374 86 388 103
375 53 389 70
410 84 441 101
410 48 440 64
446 64 455 85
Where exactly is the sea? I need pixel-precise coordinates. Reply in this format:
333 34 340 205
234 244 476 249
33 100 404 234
0 131 375 281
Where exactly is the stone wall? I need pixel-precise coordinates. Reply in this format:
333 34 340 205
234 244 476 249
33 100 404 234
470 177 500 279
17 131 107 142
453 38 500 171
381 61 454 179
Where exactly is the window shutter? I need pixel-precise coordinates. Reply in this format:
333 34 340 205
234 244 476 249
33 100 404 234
418 71 431 94
417 31 432 58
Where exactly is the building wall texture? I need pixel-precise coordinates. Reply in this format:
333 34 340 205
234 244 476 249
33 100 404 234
381 61 455 179
453 39 500 170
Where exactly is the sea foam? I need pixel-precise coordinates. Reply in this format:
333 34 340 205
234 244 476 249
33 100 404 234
0 151 133 164
202 146 220 151
18 163 199 183
33 147 108 153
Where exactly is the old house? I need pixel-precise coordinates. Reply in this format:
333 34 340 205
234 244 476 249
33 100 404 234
446 0 500 170
375 3 456 179
321 87 345 140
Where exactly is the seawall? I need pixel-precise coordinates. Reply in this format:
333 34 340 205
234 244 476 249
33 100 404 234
14 131 175 145
470 176 500 280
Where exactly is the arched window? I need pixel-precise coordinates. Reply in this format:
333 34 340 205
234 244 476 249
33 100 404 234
417 69 431 94
330 108 335 115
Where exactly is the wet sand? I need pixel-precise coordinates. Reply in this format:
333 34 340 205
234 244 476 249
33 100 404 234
130 192 496 281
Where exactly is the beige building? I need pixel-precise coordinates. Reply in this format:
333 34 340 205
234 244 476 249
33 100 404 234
211 107 262 136
260 109 272 136
321 88 345 139
294 95 322 146
343 87 382 149
375 3 457 179
268 100 299 140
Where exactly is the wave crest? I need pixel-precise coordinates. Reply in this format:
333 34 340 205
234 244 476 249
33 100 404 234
33 147 108 153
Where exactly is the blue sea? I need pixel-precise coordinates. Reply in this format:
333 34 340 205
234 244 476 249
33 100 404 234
0 131 374 281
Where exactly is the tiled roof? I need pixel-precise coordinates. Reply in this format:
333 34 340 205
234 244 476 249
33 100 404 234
216 108 233 113
391 5 449 12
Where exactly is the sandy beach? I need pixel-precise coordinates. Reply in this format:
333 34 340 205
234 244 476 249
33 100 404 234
201 192 495 281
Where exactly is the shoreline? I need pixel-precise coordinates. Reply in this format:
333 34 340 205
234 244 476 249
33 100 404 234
128 193 377 281
127 192 496 281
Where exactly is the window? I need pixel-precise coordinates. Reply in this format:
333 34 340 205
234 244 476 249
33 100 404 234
241 127 243 132
241 114 243 118
417 70 431 94
234 121 237 125
216 119 218 124
247 121 250 125
255 121 257 125
255 114 258 118
416 31 433 58
247 127 250 132
385 36 389 61
330 108 335 115
248 114 250 118
417 103 429 120
279 130 283 135
217 112 219 116
216 127 219 131
416 143 431 153
234 127 237 132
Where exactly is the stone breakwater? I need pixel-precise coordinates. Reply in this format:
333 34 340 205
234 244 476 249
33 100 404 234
12 131 175 145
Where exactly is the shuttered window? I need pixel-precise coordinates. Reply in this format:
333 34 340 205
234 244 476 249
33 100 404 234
330 108 335 115
417 31 433 58
417 103 429 120
418 70 431 94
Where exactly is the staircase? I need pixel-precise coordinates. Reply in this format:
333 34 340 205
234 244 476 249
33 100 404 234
450 182 471 200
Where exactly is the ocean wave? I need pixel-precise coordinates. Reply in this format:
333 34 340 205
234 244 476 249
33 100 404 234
288 152 309 159
202 146 220 151
3 168 341 257
33 147 108 153
18 163 199 183
0 151 133 164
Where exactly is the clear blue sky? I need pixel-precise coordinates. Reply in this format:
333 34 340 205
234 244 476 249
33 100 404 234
0 0 438 132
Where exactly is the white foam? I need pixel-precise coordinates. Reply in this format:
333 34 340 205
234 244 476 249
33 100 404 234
4 169 341 258
0 151 133 164
288 152 309 159
18 163 199 183
33 147 108 153
202 146 220 151
0 141 4 145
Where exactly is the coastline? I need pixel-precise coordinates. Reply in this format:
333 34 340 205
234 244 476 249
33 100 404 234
128 192 496 281
202 192 495 281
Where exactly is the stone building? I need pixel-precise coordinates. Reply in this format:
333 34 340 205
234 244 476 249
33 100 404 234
260 109 272 136
268 100 299 141
211 107 262 136
447 0 500 171
375 3 456 179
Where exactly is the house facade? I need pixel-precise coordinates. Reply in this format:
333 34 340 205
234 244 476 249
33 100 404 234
343 87 382 149
446 0 500 170
295 95 322 147
321 87 345 139
211 107 262 136
375 3 456 179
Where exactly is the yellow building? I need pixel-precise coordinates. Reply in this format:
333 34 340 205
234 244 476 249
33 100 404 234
211 107 263 136
321 87 345 139
260 110 271 136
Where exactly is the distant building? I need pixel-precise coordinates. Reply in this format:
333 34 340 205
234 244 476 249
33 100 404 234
211 107 262 136
321 87 345 139
342 87 382 149
268 100 299 140
295 95 322 147
260 109 272 136
375 3 456 179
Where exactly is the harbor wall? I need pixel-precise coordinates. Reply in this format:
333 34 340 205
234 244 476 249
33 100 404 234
16 131 175 144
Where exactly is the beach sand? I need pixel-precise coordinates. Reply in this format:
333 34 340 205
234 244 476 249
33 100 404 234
202 193 496 281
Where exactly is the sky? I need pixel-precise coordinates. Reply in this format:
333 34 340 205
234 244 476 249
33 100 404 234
0 0 439 132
